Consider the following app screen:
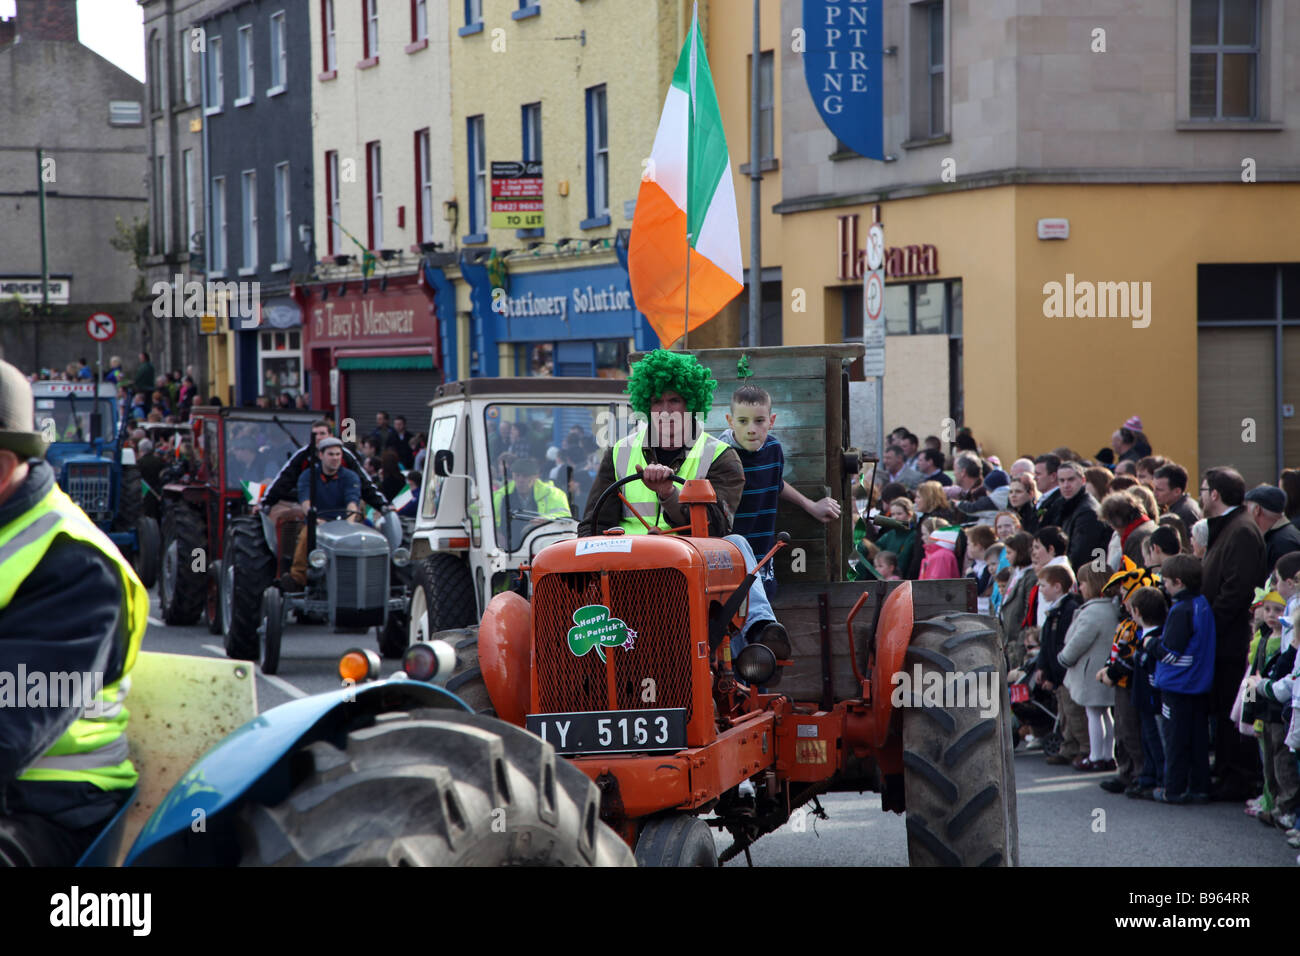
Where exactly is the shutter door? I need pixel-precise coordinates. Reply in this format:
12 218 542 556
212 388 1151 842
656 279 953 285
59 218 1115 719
1198 327 1275 486
345 370 443 437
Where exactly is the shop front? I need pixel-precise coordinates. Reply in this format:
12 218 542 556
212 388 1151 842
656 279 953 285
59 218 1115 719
459 256 659 379
299 272 441 429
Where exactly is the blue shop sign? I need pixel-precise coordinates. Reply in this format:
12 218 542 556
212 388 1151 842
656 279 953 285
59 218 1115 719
802 0 884 160
494 264 639 343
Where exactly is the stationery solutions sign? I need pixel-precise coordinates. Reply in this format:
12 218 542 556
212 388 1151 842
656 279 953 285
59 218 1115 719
491 161 544 230
802 0 884 160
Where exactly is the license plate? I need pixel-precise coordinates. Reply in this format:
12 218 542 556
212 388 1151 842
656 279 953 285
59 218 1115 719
525 708 688 755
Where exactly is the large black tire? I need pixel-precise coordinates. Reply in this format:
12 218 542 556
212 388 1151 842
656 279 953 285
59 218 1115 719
235 709 635 866
224 516 275 661
434 627 496 715
114 465 143 532
133 516 160 590
407 553 477 646
901 612 1019 867
159 502 207 625
634 815 719 867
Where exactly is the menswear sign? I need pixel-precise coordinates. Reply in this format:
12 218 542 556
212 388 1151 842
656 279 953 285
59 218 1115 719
802 0 884 160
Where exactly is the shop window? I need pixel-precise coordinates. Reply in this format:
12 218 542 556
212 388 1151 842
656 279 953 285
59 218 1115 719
595 340 631 379
259 330 302 400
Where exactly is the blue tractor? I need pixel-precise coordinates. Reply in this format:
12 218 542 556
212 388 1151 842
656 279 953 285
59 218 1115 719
32 380 160 588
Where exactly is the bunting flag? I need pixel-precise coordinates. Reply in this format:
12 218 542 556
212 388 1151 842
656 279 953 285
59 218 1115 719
241 480 268 505
390 484 414 511
628 2 742 345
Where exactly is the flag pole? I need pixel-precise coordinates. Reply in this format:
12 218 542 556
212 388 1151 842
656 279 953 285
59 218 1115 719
683 3 698 351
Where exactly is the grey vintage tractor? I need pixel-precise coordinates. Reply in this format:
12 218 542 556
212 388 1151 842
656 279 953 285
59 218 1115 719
221 507 412 674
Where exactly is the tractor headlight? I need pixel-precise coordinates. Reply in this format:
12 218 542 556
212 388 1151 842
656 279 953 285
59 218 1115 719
392 547 411 567
402 639 456 684
338 647 381 684
308 548 327 569
734 643 777 686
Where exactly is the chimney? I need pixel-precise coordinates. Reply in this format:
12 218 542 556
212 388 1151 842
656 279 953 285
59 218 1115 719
15 0 79 43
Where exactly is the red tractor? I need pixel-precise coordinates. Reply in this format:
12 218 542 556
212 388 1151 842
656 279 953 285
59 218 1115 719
442 472 1019 866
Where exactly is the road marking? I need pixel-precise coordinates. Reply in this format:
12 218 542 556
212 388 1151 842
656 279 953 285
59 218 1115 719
1017 781 1100 795
201 644 308 699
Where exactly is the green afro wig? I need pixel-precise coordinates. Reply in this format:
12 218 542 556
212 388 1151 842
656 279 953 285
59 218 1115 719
625 350 717 416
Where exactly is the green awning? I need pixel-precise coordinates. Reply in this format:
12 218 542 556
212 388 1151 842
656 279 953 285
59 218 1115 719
336 355 434 371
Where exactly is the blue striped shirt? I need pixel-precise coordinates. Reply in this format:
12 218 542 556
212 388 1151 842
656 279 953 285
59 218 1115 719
723 430 784 572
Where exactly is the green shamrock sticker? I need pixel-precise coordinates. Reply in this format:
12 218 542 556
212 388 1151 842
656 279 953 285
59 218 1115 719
567 604 637 662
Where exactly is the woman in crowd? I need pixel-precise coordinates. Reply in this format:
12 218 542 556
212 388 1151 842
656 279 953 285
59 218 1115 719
916 480 958 526
1158 512 1192 554
1100 490 1157 570
1000 531 1036 668
1085 466 1113 502
1007 472 1040 533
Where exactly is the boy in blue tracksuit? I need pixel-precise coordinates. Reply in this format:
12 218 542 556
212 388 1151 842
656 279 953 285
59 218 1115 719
1144 554 1217 803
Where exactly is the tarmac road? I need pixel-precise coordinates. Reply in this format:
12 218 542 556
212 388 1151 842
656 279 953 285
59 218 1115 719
141 594 1297 868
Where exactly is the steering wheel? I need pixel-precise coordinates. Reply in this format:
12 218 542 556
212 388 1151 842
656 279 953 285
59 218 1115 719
589 471 691 535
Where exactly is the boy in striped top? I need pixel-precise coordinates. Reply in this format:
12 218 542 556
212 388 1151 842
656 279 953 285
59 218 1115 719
721 385 841 590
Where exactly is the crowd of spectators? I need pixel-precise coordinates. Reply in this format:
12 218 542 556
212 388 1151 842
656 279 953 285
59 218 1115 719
852 419 1300 856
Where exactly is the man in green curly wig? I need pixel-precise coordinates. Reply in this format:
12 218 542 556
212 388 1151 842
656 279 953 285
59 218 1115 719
578 349 790 662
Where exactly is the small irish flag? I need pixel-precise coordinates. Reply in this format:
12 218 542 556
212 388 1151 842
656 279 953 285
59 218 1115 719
628 3 742 344
241 480 268 505
390 484 414 511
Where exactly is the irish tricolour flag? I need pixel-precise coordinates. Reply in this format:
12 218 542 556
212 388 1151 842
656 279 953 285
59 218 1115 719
628 4 742 345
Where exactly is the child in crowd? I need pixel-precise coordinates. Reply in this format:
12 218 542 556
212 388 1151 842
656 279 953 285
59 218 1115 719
1035 563 1086 765
918 518 961 580
1125 586 1169 799
1146 554 1216 804
1249 553 1300 834
1244 587 1288 823
965 525 997 612
875 550 901 581
1096 561 1161 795
1059 564 1120 771
722 385 840 590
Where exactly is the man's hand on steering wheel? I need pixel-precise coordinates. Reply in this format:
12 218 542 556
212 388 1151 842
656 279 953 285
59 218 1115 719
637 463 676 497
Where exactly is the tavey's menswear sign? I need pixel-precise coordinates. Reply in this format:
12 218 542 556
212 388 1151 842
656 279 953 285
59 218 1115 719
802 0 885 160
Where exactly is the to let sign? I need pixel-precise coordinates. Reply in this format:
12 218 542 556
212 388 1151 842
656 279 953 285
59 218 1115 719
802 0 884 160
491 161 544 230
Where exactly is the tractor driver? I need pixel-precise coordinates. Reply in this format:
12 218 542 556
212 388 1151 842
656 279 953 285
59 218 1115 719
261 418 388 536
493 456 571 552
281 437 361 592
577 350 790 660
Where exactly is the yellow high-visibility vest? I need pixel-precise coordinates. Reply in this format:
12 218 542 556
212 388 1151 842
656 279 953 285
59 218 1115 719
610 429 727 533
0 482 147 791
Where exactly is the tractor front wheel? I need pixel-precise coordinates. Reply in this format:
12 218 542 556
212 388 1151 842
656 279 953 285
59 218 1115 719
235 709 634 866
634 815 719 867
223 516 275 661
159 503 206 625
408 553 476 646
901 612 1019 867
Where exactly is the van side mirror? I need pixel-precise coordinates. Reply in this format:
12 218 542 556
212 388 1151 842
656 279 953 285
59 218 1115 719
433 449 454 477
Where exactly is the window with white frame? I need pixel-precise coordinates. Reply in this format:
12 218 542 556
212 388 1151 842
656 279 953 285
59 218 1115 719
586 85 608 221
326 150 341 254
241 170 258 271
1190 0 1259 119
322 0 337 71
274 162 291 264
153 155 168 254
259 330 302 399
180 29 194 103
211 176 227 272
237 24 253 103
467 115 486 236
367 141 383 249
364 0 379 59
269 11 287 92
206 35 223 111
413 0 427 41
182 149 196 253
416 129 433 243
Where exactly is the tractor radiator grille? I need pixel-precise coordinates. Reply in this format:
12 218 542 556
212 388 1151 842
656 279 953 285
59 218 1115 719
335 553 387 609
66 464 112 523
534 569 693 721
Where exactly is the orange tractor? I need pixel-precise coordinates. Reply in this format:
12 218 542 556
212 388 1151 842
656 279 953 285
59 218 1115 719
445 470 1019 866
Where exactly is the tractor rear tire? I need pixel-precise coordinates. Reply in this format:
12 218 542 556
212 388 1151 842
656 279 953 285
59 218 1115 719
408 553 477 647
114 466 143 533
901 612 1019 867
224 516 275 661
133 515 160 590
159 502 206 625
634 815 719 867
435 627 496 715
235 709 635 867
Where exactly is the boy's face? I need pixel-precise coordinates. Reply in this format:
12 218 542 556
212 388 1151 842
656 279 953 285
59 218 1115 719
1038 577 1063 603
1278 573 1300 600
889 502 908 522
969 542 986 561
1163 576 1183 596
1259 602 1284 631
726 401 775 452
877 557 897 576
